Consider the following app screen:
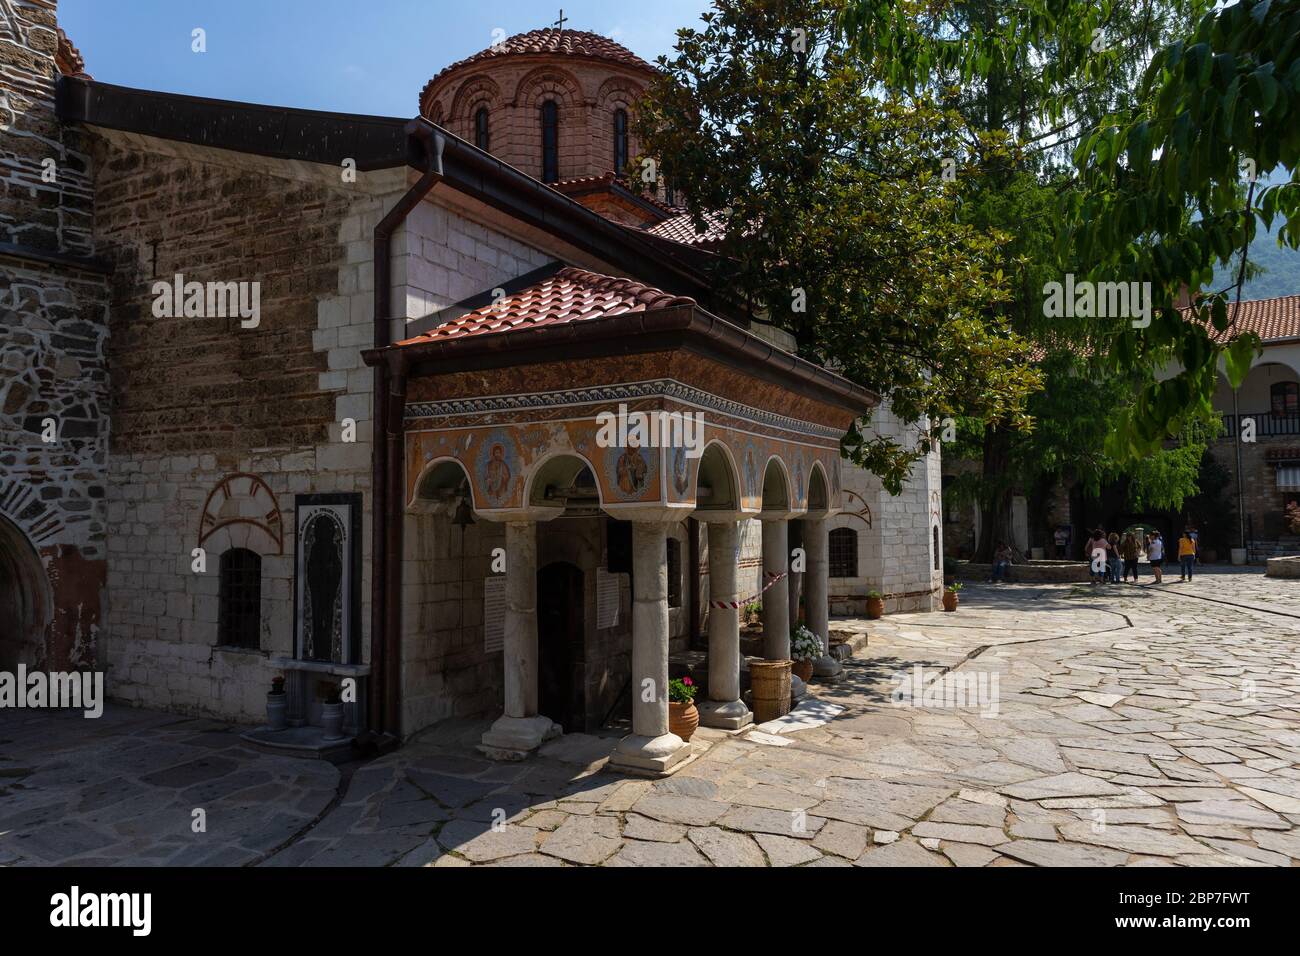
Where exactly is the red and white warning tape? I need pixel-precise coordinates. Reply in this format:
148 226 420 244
710 570 787 609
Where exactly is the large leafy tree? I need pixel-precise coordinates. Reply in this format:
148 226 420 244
1065 0 1300 466
632 0 1039 493
842 0 1217 558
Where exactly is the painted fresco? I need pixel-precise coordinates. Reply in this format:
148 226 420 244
404 395 843 516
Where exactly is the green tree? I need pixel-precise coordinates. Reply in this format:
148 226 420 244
632 0 1039 493
842 0 1215 558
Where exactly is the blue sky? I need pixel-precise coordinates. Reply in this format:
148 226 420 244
60 0 713 117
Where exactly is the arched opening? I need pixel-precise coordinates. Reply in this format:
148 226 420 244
526 453 600 514
695 441 740 514
540 100 559 183
807 462 829 514
761 457 790 513
475 106 490 152
0 514 51 670
537 560 584 732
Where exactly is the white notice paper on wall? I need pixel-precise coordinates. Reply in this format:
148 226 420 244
484 575 506 652
596 568 621 629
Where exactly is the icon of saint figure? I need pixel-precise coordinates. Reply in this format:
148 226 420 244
485 443 511 499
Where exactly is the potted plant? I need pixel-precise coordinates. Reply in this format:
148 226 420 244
942 582 962 612
266 675 287 731
790 624 823 682
744 601 762 626
865 589 884 620
667 676 699 742
320 685 345 741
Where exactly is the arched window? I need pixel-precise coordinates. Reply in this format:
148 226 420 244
666 537 682 608
219 548 261 649
475 106 490 152
613 108 628 175
540 100 559 183
1270 381 1298 418
829 528 857 578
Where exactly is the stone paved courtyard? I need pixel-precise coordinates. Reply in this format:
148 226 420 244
4 567 1300 866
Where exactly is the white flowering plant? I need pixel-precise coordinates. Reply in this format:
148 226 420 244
790 625 823 662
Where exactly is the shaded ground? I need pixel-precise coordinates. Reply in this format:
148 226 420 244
3 567 1299 866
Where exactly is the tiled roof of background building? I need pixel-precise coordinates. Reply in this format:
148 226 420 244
646 210 727 247
395 266 695 345
1192 293 1300 343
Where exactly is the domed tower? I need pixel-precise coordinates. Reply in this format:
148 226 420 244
419 27 677 227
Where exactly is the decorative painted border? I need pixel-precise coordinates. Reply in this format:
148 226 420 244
405 379 846 440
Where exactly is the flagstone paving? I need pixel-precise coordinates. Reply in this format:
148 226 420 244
3 567 1299 866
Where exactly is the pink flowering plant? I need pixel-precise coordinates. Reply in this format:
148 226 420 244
668 676 697 704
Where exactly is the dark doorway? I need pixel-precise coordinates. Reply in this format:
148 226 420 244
537 561 584 732
0 514 50 671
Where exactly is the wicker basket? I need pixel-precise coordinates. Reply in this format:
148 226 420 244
749 659 792 723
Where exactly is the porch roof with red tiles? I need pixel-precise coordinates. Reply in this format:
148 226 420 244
394 266 694 345
1193 293 1300 343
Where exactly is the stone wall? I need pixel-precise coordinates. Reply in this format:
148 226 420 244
829 402 943 613
87 131 405 722
0 0 109 671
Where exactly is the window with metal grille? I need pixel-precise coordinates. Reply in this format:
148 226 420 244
540 100 559 183
829 528 857 578
218 548 261 649
475 107 490 152
666 537 682 608
613 108 628 175
1271 381 1299 418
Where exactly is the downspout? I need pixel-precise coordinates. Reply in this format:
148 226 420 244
370 119 444 737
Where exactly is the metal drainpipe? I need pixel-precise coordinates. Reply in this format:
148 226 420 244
1232 385 1246 556
370 119 444 737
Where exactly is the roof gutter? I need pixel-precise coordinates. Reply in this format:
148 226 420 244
369 119 444 742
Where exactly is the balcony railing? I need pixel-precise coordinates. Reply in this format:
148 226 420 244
1220 411 1300 438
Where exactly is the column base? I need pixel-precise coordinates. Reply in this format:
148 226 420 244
812 654 842 681
477 714 560 761
606 732 691 777
698 698 753 731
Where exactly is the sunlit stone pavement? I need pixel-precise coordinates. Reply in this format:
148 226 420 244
4 567 1299 866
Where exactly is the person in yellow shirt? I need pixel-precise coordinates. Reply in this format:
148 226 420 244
1178 531 1197 582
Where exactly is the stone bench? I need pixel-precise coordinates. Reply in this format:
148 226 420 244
1265 555 1300 579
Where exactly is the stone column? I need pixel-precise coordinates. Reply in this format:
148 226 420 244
608 519 691 776
698 518 751 730
805 516 841 680
760 518 790 661
479 519 557 759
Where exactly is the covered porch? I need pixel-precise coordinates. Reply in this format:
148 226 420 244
364 266 874 776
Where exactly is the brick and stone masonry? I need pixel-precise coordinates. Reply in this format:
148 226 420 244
0 0 110 672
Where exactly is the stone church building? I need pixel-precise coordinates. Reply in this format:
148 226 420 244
1 0 942 768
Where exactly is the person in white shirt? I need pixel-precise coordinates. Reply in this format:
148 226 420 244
1146 532 1165 584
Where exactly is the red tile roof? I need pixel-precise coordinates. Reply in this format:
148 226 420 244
646 210 726 247
1190 293 1300 343
421 29 657 105
395 267 695 345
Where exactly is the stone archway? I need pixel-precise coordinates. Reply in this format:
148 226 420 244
0 512 52 670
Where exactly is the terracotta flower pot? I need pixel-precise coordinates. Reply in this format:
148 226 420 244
668 700 699 742
791 658 814 682
866 597 884 620
942 591 959 612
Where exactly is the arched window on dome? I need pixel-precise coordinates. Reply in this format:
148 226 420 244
540 100 559 183
613 108 628 175
475 106 490 152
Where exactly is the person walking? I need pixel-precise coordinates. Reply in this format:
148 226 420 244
1086 528 1110 584
1121 531 1140 582
1147 531 1165 584
1107 531 1122 583
1178 529 1197 581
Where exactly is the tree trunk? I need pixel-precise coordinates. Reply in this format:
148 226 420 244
974 426 1016 563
